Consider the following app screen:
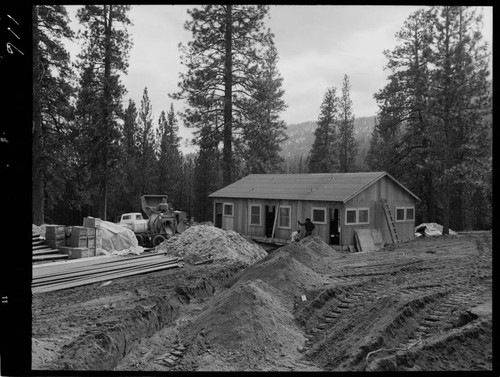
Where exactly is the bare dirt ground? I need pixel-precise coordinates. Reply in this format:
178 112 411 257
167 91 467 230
32 230 492 372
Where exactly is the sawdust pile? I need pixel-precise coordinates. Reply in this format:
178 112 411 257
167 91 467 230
184 279 306 371
157 225 267 266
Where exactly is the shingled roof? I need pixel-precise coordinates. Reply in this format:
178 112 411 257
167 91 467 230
209 172 420 203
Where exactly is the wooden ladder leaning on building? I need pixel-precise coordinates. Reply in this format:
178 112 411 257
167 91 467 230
381 198 400 244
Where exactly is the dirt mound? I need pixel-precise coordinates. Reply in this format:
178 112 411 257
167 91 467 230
182 279 308 371
228 250 329 303
283 236 345 271
157 225 267 266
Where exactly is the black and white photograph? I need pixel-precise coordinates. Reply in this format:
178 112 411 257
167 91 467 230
2 4 494 374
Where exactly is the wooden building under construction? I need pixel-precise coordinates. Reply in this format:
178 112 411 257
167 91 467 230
209 172 420 249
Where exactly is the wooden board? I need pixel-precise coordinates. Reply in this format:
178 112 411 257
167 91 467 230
32 248 62 256
354 231 362 253
32 254 68 261
32 251 181 293
371 229 384 249
32 261 181 294
33 254 176 279
32 259 178 287
354 229 377 252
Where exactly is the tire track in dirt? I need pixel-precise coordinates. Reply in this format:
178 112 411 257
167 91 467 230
293 234 491 371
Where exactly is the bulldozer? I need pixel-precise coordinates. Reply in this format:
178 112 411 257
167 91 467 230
118 195 188 248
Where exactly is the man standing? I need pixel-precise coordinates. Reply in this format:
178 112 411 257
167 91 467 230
298 218 315 237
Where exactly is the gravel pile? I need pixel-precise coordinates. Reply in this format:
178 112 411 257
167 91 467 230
157 225 267 266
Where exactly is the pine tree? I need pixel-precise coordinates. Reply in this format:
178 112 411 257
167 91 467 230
172 5 272 186
240 31 288 175
308 87 339 173
117 99 140 213
156 103 183 208
193 128 222 222
181 155 196 219
367 6 491 230
426 6 491 233
338 75 358 172
32 5 74 224
368 8 437 223
76 5 132 220
137 87 157 195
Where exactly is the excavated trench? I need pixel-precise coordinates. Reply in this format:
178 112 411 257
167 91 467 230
46 265 243 371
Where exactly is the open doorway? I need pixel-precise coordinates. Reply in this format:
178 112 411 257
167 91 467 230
329 208 340 245
215 203 223 228
265 205 276 237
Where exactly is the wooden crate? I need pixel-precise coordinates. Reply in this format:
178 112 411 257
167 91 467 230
83 217 102 229
47 238 65 248
69 236 88 248
45 225 65 240
58 246 94 259
96 229 102 249
71 226 89 238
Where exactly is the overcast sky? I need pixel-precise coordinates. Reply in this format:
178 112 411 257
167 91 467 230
65 5 493 151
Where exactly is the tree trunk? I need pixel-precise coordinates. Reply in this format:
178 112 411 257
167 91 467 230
222 5 233 186
32 6 44 225
454 187 465 231
426 171 436 222
99 5 113 220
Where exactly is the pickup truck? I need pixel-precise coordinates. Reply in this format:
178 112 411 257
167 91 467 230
118 212 148 233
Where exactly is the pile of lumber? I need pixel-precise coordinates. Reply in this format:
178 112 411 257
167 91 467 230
32 252 182 294
32 233 68 262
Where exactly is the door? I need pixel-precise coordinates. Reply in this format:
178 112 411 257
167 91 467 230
329 208 340 245
265 205 276 237
215 203 223 228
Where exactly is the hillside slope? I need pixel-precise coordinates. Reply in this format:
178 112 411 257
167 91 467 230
281 116 376 168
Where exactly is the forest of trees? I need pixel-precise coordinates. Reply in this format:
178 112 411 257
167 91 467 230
32 4 288 225
32 5 491 232
366 7 492 232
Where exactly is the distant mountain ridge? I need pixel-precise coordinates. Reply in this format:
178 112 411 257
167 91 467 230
281 116 376 167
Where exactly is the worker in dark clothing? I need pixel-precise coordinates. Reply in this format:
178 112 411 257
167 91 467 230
298 218 315 237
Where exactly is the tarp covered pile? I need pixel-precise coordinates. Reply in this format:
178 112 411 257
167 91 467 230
415 222 457 237
97 220 145 255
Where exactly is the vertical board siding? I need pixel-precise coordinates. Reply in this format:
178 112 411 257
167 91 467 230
343 176 417 246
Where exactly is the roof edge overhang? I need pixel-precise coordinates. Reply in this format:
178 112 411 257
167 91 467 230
343 172 421 203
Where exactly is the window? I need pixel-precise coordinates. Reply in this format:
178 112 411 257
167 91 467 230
396 208 405 221
345 208 370 225
346 209 357 224
135 214 143 220
250 205 261 226
358 209 369 224
395 206 415 222
406 207 415 221
123 215 131 220
223 203 234 217
278 206 291 228
312 208 327 224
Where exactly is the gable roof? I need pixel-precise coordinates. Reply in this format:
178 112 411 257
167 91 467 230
209 172 420 203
